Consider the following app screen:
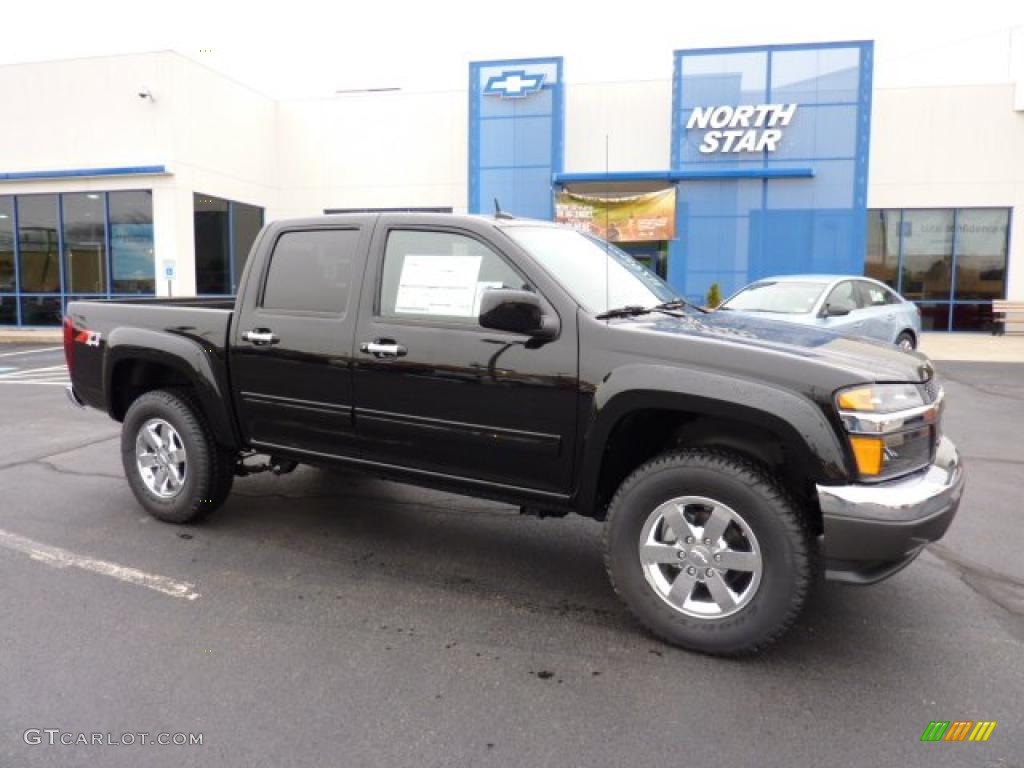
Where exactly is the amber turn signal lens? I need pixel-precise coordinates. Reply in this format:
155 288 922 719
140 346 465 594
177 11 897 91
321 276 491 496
849 436 883 476
837 387 876 412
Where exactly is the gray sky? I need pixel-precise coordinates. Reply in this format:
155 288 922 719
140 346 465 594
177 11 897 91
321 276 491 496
4 0 1023 96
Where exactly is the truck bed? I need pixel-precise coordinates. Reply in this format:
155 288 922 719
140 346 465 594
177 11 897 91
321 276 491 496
100 295 237 310
65 296 235 418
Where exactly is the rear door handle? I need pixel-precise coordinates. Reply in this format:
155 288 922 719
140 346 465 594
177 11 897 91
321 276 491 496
360 340 407 358
242 329 280 346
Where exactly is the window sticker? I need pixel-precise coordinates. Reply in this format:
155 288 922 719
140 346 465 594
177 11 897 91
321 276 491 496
395 254 483 316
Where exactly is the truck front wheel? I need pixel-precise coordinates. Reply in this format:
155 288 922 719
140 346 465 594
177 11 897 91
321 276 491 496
604 449 814 655
121 389 232 524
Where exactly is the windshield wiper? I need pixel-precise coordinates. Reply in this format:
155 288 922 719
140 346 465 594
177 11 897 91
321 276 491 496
595 305 651 320
651 299 709 315
596 299 708 320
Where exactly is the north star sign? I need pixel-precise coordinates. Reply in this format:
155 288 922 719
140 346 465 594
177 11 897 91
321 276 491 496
483 70 546 98
686 103 798 153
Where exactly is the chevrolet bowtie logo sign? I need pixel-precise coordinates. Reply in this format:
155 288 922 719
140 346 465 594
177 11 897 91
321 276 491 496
483 70 545 98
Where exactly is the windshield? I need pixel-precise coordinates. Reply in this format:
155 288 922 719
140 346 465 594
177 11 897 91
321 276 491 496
502 226 677 314
722 280 828 315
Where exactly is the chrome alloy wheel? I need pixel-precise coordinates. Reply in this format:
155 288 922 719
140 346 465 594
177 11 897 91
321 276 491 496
898 337 914 351
135 418 187 498
638 496 763 619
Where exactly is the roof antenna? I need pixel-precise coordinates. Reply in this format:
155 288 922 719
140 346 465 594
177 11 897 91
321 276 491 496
494 198 514 220
604 133 611 320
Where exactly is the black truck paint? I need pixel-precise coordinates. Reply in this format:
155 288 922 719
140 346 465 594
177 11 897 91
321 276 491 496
64 213 964 653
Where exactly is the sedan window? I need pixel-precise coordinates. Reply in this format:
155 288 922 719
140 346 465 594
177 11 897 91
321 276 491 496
858 281 898 307
721 281 828 314
823 281 860 314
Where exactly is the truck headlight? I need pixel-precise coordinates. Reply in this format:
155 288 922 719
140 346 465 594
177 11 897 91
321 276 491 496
835 383 942 481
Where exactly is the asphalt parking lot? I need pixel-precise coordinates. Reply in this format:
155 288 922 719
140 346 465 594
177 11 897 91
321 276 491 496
0 343 1021 767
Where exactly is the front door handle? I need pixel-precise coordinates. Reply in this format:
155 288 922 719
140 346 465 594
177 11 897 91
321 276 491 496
360 340 407 358
242 329 280 346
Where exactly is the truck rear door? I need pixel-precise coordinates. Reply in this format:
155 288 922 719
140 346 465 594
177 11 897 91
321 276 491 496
229 218 373 459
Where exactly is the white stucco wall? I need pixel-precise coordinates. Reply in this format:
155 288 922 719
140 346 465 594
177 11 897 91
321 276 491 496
0 51 1022 306
564 79 672 172
868 83 1024 300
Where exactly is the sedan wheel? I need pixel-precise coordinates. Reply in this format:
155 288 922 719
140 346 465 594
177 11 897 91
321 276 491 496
896 332 916 351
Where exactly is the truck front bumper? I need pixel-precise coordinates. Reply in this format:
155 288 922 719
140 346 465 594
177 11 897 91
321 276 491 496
816 436 965 584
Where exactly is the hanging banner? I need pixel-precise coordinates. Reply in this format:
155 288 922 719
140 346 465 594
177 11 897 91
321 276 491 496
554 188 676 242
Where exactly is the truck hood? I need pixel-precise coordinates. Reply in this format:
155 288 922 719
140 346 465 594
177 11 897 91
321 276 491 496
613 309 934 383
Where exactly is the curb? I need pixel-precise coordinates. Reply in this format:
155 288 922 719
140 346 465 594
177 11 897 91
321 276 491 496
0 329 63 344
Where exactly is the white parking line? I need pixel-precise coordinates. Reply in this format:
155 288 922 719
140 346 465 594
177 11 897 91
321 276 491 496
0 364 68 377
0 346 63 358
0 528 201 601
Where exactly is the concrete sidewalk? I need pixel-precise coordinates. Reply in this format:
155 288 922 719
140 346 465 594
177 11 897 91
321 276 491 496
919 332 1024 362
0 328 62 344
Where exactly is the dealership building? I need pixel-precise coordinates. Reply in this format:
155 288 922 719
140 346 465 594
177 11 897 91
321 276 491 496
0 42 1022 330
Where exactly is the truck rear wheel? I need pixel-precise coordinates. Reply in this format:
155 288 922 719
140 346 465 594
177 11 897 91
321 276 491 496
604 449 813 655
121 389 232 524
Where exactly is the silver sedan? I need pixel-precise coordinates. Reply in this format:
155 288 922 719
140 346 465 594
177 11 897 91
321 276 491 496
718 275 923 350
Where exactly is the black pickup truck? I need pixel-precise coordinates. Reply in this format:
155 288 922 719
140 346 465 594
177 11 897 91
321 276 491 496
64 213 964 654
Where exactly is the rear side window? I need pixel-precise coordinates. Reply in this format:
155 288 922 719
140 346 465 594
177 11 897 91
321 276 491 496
262 229 359 314
379 230 527 323
859 281 900 307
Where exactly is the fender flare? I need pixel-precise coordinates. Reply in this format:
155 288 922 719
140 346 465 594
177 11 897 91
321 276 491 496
103 326 239 448
575 363 850 512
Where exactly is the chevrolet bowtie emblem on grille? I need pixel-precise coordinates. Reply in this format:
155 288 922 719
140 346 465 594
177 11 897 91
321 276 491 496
483 70 545 98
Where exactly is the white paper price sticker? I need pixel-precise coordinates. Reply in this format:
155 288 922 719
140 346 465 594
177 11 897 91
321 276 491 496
395 255 482 317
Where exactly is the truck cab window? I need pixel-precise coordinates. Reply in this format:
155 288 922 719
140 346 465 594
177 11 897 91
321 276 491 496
380 230 526 322
262 229 359 314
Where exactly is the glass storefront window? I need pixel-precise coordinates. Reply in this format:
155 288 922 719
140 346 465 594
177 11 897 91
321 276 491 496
899 209 954 302
0 190 155 326
17 194 60 293
865 209 900 289
62 193 107 293
194 194 230 294
952 302 995 332
231 202 264 292
194 193 264 295
912 302 951 331
0 196 14 291
0 295 15 325
109 191 155 293
19 295 62 326
866 207 1010 332
954 209 1009 301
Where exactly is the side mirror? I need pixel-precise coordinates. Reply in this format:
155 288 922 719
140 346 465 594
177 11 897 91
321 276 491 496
478 289 558 339
823 303 851 318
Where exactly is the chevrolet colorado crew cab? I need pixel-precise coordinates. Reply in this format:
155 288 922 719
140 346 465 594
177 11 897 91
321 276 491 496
64 213 965 654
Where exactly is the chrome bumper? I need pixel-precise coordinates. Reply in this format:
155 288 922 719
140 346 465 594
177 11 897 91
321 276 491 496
816 436 965 584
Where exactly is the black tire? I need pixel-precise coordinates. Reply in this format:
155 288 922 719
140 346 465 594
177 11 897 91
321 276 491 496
121 388 231 524
210 448 237 509
895 331 916 351
604 449 814 655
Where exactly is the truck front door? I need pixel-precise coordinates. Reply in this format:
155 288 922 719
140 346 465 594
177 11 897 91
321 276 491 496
351 218 579 496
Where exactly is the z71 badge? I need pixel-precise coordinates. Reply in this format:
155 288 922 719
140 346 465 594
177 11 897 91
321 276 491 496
74 329 102 347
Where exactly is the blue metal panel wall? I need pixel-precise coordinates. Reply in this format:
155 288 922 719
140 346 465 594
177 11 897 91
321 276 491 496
468 58 564 219
669 42 873 302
